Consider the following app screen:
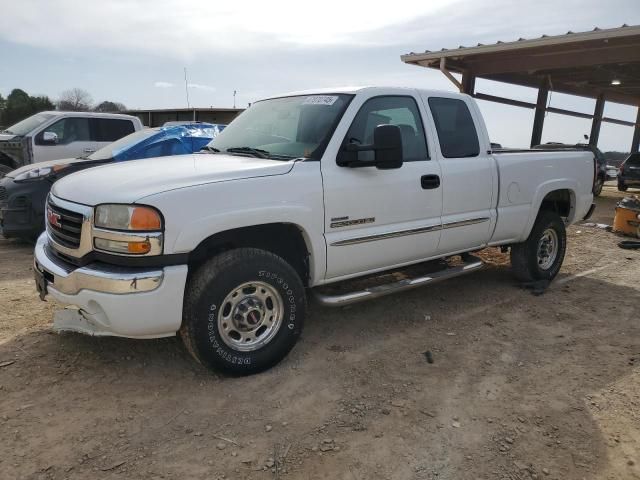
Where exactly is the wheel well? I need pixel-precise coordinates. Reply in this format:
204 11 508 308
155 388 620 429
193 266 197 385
539 189 573 218
0 151 16 169
187 223 311 285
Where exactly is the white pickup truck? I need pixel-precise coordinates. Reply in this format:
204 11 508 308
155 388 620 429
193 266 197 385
0 111 143 175
33 87 596 375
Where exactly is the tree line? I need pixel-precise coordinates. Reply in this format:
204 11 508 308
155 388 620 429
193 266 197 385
0 88 127 128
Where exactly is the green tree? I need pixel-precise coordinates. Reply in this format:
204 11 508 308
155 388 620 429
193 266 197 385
0 93 6 127
2 89 54 126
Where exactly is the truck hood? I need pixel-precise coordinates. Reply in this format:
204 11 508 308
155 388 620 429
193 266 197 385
51 153 296 205
0 133 17 141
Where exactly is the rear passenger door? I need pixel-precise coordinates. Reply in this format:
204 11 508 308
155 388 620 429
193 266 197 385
422 95 495 254
91 118 136 152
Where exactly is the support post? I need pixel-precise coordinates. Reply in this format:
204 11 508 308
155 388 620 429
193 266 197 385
461 72 476 95
632 107 640 153
530 78 549 147
589 94 605 146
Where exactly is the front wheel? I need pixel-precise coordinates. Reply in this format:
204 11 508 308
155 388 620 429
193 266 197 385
618 180 628 192
181 248 306 375
510 211 567 282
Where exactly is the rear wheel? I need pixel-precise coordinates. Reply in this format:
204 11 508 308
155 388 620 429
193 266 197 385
510 211 567 282
181 248 306 375
618 180 628 192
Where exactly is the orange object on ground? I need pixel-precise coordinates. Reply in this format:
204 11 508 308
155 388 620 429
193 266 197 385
613 197 640 237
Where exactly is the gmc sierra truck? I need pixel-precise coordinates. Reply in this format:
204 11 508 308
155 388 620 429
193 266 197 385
33 87 596 375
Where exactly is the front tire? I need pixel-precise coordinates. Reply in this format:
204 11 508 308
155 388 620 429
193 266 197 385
593 177 604 196
618 180 628 192
181 248 306 375
510 211 567 282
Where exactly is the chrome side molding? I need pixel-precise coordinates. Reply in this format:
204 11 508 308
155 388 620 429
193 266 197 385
312 257 483 307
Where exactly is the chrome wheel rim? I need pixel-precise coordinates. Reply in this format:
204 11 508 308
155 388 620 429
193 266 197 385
537 228 559 270
217 281 284 352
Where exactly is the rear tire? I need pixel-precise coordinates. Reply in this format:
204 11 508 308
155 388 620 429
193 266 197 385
618 180 628 192
510 211 566 282
181 248 306 375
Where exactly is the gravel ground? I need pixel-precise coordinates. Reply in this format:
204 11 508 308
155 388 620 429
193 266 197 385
1 188 639 480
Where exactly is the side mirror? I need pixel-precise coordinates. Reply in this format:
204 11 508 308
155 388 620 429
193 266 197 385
373 124 403 169
340 124 403 169
42 131 59 145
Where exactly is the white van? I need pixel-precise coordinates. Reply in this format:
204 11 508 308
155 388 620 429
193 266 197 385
0 111 143 175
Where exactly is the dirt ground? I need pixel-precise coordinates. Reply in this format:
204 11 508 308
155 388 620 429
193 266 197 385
1 186 639 480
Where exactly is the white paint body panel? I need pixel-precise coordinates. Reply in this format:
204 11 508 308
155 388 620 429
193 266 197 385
39 86 594 338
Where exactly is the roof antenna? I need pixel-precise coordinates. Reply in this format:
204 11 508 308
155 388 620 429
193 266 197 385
184 67 194 120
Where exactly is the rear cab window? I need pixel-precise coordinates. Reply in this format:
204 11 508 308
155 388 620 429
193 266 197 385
92 118 136 142
428 97 479 158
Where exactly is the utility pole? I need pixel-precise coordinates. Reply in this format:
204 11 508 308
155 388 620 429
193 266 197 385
233 90 237 109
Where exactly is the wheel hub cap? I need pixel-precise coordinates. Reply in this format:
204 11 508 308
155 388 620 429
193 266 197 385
537 228 559 271
218 281 284 352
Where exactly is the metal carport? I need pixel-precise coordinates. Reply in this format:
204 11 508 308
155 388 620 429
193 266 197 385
401 25 640 151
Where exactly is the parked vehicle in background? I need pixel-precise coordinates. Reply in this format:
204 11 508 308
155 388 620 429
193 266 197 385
34 87 595 375
606 164 619 180
533 142 607 196
618 153 640 191
0 111 143 176
0 123 221 241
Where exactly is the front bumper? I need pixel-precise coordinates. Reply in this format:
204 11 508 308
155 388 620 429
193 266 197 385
0 175 49 239
34 233 189 338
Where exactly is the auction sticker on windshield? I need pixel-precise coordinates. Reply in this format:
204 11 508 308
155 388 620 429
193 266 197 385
302 95 339 106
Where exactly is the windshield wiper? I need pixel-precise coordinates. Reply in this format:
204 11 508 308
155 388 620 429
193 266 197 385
225 147 270 159
201 145 220 153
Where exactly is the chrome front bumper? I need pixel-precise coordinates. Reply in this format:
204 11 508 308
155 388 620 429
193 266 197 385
33 233 189 339
34 233 163 295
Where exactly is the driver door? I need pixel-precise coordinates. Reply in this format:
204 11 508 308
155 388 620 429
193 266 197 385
322 94 443 280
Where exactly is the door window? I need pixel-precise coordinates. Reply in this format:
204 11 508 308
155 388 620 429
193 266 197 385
341 96 429 163
93 119 135 142
428 97 480 158
35 117 90 145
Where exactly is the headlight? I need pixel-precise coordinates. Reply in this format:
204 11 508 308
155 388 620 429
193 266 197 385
94 204 163 231
13 164 69 182
14 167 52 182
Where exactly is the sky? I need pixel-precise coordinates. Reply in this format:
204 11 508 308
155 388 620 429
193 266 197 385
0 0 639 151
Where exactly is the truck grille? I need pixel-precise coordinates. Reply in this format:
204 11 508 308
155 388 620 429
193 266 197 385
0 186 7 201
47 202 84 249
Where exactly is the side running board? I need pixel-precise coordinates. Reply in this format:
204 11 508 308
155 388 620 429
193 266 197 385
312 257 483 307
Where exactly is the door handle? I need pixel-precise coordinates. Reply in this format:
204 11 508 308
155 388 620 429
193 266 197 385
421 174 440 189
83 148 96 153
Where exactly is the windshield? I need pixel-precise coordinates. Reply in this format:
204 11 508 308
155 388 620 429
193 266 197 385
3 112 56 136
87 128 159 160
626 153 640 166
209 94 353 160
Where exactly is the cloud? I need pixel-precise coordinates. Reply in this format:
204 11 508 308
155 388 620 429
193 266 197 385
154 81 174 88
0 0 455 59
188 83 216 92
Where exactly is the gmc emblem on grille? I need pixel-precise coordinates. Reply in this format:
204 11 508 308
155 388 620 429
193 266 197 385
47 207 61 228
